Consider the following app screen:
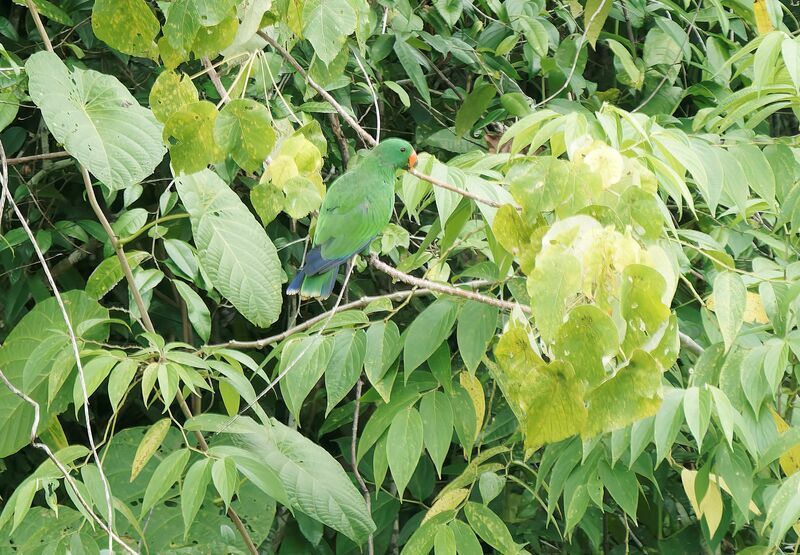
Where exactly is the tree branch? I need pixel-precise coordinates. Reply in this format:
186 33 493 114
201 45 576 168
24 0 53 52
80 168 260 555
351 379 374 555
211 283 491 350
6 151 71 165
0 368 138 554
202 56 231 103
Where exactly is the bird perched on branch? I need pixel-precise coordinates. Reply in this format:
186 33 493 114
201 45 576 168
287 138 418 298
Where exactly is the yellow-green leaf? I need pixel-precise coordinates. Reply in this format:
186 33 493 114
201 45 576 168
131 418 172 481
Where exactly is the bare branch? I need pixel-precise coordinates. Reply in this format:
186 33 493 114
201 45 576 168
1 141 116 553
24 0 54 52
0 369 139 555
408 168 511 209
351 379 374 555
202 56 231 104
6 151 71 165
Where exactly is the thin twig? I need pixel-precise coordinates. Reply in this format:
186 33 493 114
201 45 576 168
0 369 138 555
408 168 510 209
6 151 71 165
328 113 350 168
202 56 230 104
368 254 704 356
1 142 116 553
211 283 491 350
352 48 381 142
351 379 374 554
24 0 53 52
258 30 376 146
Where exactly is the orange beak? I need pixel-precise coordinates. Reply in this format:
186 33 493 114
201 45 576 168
408 150 418 169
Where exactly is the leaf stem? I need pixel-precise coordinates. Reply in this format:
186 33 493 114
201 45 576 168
351 379 374 555
119 212 189 246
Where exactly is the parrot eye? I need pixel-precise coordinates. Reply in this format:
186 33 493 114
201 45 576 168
400 147 407 152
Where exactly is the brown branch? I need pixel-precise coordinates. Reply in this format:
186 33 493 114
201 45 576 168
80 169 260 555
24 0 53 52
0 368 138 554
6 151 71 165
408 168 510 209
211 283 491 350
202 56 230 104
369 254 704 356
257 30 376 146
328 113 350 168
350 379 374 555
370 254 523 312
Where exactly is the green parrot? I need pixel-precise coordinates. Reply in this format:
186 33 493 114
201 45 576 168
286 138 418 298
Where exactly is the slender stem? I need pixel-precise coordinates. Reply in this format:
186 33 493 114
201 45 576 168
24 0 54 52
81 168 260 555
257 31 376 147
408 168 511 209
0 368 138 554
6 151 71 165
202 56 231 103
211 282 493 350
368 254 704 356
119 213 189 246
351 379 374 555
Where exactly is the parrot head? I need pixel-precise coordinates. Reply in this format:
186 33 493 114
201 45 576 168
374 138 418 170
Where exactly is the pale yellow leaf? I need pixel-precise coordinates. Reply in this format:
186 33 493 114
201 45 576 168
423 488 469 524
131 418 171 481
459 372 485 440
681 468 724 535
754 0 775 34
706 291 769 324
770 407 800 475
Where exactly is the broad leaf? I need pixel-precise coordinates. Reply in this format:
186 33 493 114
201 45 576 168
404 298 460 376
387 406 424 499
302 0 356 64
279 335 335 420
26 52 165 190
92 0 160 59
177 169 282 327
214 99 276 172
325 329 366 415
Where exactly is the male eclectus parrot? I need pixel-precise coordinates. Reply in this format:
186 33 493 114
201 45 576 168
286 138 418 298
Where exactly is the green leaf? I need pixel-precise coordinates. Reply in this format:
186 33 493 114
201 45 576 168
140 448 191 516
364 321 402 400
404 298 460 376
683 386 712 452
181 458 212 537
713 271 746 352
86 251 149 300
527 249 582 343
584 350 662 436
394 38 431 105
554 305 619 387
0 292 108 458
434 525 457 555
457 301 498 374
108 359 139 412
149 70 199 123
387 406 424 499
479 472 506 504
91 0 160 59
584 0 612 48
782 37 800 93
400 510 455 554
325 329 366 415
236 417 376 544
419 391 453 477
455 84 495 136
212 456 238 510
164 101 225 174
214 99 276 172
173 280 211 343
72 355 118 414
598 461 639 517
131 418 173 481
302 0 356 64
449 520 483 555
463 502 521 554
434 0 463 26
177 169 283 327
279 335 335 420
765 472 800 547
26 52 165 190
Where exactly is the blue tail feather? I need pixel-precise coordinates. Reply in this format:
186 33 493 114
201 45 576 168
286 269 306 295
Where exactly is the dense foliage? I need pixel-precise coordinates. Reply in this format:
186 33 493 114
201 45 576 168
0 0 799 552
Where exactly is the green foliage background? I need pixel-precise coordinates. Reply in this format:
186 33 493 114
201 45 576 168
0 0 799 552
